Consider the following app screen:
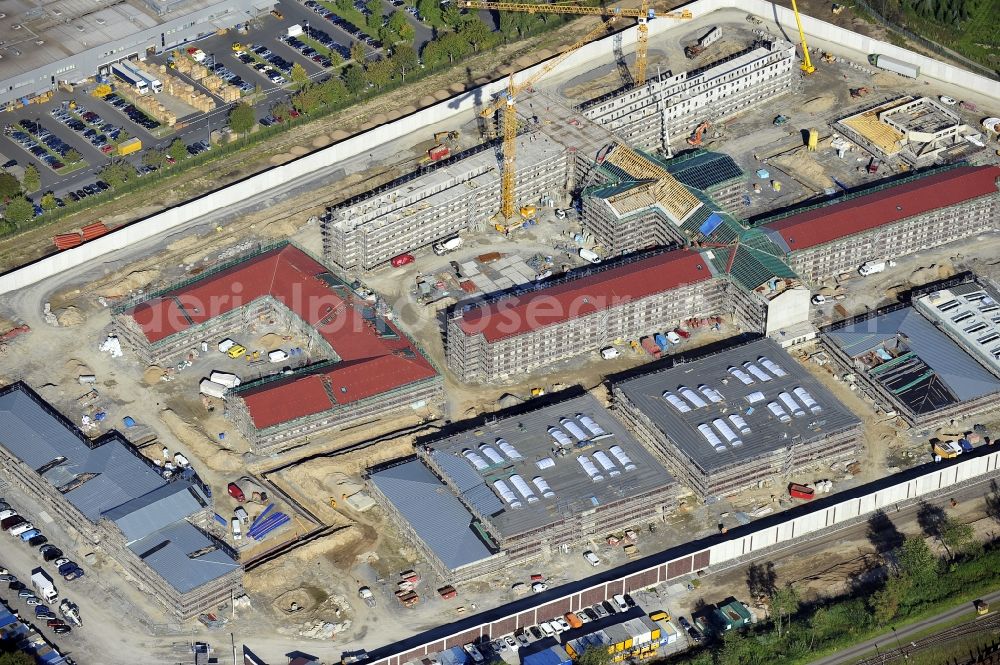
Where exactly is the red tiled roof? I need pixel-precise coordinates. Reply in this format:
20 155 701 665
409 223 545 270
766 165 1000 252
459 249 712 343
127 245 437 430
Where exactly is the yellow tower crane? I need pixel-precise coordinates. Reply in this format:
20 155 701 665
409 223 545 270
480 18 619 220
460 1 692 88
788 0 815 74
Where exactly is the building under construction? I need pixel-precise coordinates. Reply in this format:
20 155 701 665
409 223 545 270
579 38 796 154
611 338 863 498
757 164 1000 282
114 244 442 455
322 92 616 272
0 382 242 619
367 391 677 582
822 274 1000 427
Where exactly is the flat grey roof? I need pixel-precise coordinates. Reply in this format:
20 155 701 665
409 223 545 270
914 280 1000 380
614 339 861 475
421 393 675 539
369 459 495 571
129 520 240 594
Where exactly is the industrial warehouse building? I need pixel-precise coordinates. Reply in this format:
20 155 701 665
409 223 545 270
0 0 272 107
367 392 677 582
0 382 242 619
822 275 1000 427
114 243 441 455
759 164 1000 283
580 38 796 154
612 338 863 498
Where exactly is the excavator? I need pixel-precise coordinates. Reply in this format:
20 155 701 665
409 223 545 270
687 121 710 146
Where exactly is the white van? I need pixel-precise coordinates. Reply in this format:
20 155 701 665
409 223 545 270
218 338 236 353
538 622 556 638
231 518 242 541
666 331 682 345
612 594 629 612
601 347 620 360
9 522 34 537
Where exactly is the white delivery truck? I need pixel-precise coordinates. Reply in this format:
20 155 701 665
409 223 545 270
287 24 304 37
31 569 58 604
209 371 241 388
579 248 601 264
859 260 896 276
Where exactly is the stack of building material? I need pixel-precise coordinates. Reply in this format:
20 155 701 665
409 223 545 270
53 233 83 250
81 222 109 241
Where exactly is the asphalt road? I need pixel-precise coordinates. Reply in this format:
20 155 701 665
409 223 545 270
810 589 1000 665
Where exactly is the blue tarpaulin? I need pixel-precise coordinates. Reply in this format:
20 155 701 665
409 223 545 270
699 213 724 237
523 647 572 665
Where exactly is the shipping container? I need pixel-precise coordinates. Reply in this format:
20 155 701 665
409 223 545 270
117 137 142 156
867 54 920 78
697 26 721 47
428 145 450 161
640 337 661 358
789 483 815 500
199 379 227 399
287 23 303 37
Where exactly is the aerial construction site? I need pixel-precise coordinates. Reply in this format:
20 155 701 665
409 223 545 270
0 0 998 663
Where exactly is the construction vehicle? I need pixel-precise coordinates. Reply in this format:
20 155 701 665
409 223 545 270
684 44 705 59
687 122 710 146
850 86 870 98
773 115 790 126
746 14 763 24
821 52 836 63
867 157 880 174
473 19 622 219
359 587 377 608
434 130 459 143
461 0 691 89
789 0 816 74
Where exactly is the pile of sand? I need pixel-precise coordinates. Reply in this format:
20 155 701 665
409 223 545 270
419 95 436 107
330 129 350 141
65 358 92 377
448 82 466 93
801 95 835 114
143 366 167 385
909 263 954 285
98 269 158 298
288 145 308 157
312 135 331 148
257 332 287 348
433 89 451 101
269 154 291 165
55 307 84 327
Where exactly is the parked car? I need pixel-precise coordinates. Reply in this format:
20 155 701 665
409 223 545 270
583 550 601 566
390 253 415 268
530 581 547 593
53 625 71 634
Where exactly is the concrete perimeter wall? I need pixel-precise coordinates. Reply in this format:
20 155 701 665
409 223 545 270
1 1 997 296
365 449 1000 665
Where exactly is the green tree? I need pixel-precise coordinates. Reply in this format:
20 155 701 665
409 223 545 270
438 31 471 62
897 535 936 586
366 0 383 31
392 43 420 79
771 583 799 638
870 574 909 625
40 192 57 210
99 160 135 188
421 40 446 68
143 148 168 170
576 646 612 665
228 101 256 136
940 517 975 560
344 65 367 94
22 164 40 193
388 10 410 37
290 62 310 87
292 85 323 114
365 57 394 88
0 172 20 201
64 148 82 163
271 100 293 122
318 77 348 105
4 197 34 225
442 3 464 28
498 11 518 40
168 138 189 162
416 0 441 24
0 646 36 665
350 40 367 63
336 0 352 11
459 17 494 51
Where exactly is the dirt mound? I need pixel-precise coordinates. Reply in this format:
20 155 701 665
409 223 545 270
771 152 833 192
909 263 954 285
274 587 321 614
330 129 350 141
289 145 309 156
371 113 387 125
55 307 84 327
143 366 167 385
400 105 416 115
448 82 465 93
514 55 534 68
433 89 451 101
419 95 436 107
312 135 330 148
269 154 291 165
159 408 245 471
257 332 288 348
801 95 835 114
65 358 92 377
98 269 158 298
